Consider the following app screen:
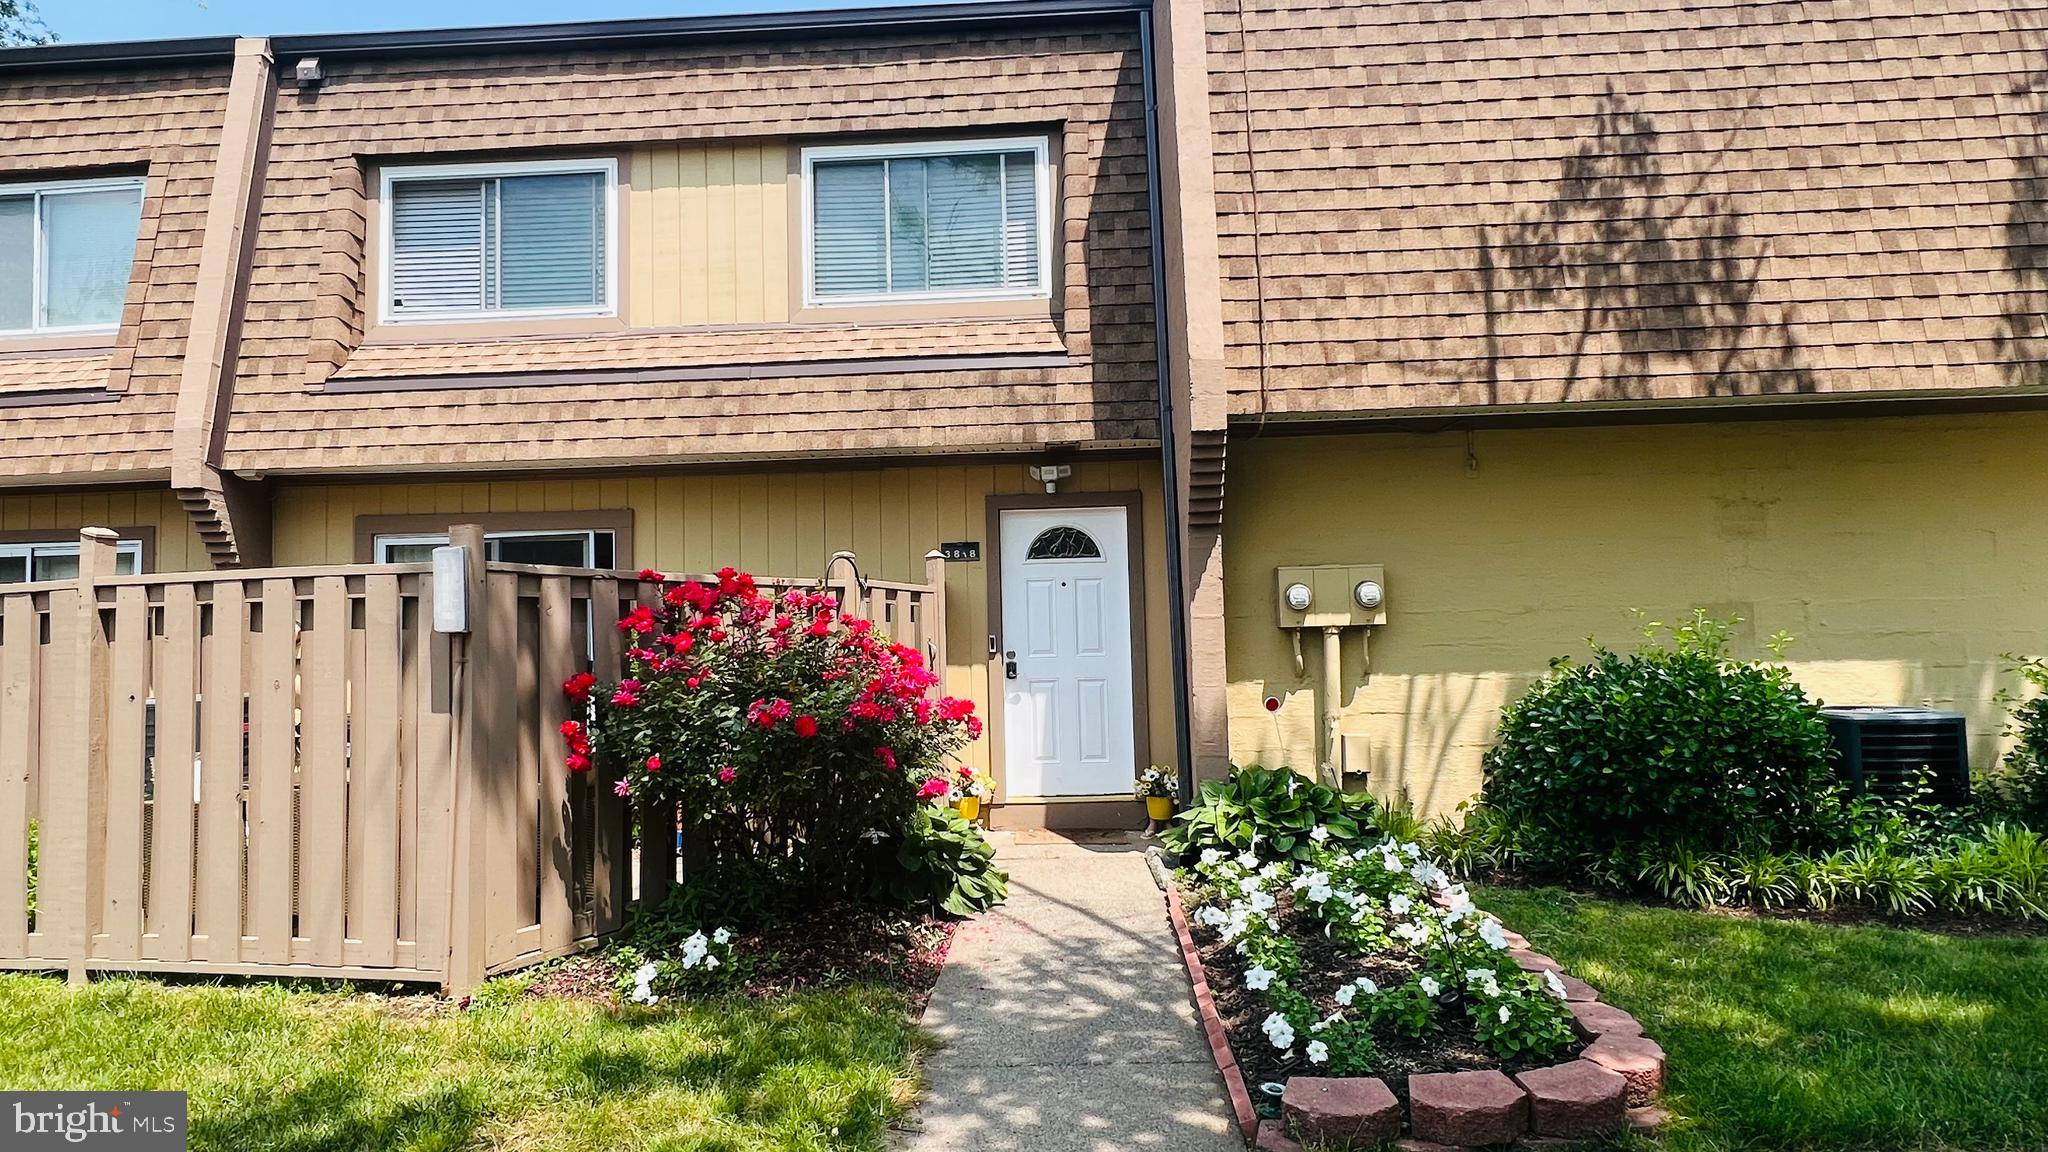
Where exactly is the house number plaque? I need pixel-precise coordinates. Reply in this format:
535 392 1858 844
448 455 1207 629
938 541 982 562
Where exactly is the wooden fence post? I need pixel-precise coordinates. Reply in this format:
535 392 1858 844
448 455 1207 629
47 529 117 984
442 525 490 995
923 550 948 691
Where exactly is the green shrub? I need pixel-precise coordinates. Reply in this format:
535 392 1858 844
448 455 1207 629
884 805 1009 917
1982 656 2048 827
1162 764 1367 862
572 568 981 904
1482 611 1840 865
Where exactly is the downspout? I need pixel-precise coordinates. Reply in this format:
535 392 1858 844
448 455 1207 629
1139 10 1197 802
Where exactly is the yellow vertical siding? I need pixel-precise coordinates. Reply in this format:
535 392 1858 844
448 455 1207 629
1223 412 2048 817
627 142 790 327
270 461 1173 788
0 488 207 573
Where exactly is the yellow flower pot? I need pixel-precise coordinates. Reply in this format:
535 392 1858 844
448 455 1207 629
954 795 982 823
1145 795 1175 822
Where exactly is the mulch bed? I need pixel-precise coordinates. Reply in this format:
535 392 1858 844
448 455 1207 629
523 903 956 1010
1191 887 1588 1099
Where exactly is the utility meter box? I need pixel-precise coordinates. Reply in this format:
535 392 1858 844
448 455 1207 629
1275 564 1387 629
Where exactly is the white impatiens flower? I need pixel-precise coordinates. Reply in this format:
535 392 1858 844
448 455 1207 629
679 931 711 969
1306 879 1334 905
1333 984 1357 1007
1381 851 1406 874
1543 969 1569 1000
1261 1012 1296 1051
712 927 732 945
1498 1004 1513 1024
629 961 661 1005
1418 975 1442 997
1353 977 1379 997
1477 918 1510 951
1387 893 1414 916
1197 905 1228 928
1244 964 1277 991
1236 851 1261 870
1410 860 1449 890
1200 848 1225 867
1238 876 1263 895
1464 968 1502 997
1248 890 1277 913
1392 921 1430 947
1309 825 1330 843
1260 862 1285 881
1306 1039 1330 1064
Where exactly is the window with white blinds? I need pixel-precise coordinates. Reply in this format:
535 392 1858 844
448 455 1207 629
381 159 615 323
0 176 144 336
804 138 1051 305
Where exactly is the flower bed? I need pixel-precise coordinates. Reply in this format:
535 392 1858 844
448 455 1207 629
1172 834 1666 1149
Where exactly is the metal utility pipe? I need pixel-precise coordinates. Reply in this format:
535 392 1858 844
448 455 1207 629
1320 626 1343 789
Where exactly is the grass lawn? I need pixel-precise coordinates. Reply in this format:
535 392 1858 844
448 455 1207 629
0 973 923 1152
1479 887 2048 1152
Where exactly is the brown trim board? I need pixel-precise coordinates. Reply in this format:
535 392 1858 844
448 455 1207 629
983 489 1152 807
318 352 1073 394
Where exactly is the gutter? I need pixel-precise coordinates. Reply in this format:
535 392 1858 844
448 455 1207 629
1137 8 1198 803
0 36 239 72
271 0 1150 59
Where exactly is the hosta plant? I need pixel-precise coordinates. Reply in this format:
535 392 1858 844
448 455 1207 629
565 567 982 901
887 804 1009 917
1164 764 1368 862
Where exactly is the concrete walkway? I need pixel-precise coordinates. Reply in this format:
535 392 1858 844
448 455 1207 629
897 832 1242 1152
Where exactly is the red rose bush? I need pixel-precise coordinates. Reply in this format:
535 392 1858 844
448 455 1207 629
564 566 983 899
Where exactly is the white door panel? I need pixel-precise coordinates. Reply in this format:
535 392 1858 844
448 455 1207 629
1000 506 1135 797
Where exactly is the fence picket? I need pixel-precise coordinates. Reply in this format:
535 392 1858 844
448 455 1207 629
356 575 402 966
147 585 199 963
0 597 34 956
536 577 574 952
248 579 296 963
297 577 348 965
100 586 151 960
410 573 452 971
195 581 244 964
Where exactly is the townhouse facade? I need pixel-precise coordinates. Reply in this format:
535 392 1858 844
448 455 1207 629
2 0 2045 825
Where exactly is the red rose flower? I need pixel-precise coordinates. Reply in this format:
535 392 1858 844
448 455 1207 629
794 715 819 739
645 754 661 772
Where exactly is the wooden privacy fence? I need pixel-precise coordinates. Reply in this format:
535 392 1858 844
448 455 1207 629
0 527 946 992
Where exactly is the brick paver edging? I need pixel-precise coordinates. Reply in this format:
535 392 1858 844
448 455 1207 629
1163 880 1671 1150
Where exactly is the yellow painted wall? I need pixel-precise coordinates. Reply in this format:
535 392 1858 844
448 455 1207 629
1224 412 2048 817
270 460 1174 792
0 488 208 573
627 142 790 327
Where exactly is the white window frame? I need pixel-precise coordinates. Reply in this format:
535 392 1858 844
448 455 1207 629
377 157 619 326
372 528 613 567
799 136 1054 309
0 174 146 338
0 538 144 582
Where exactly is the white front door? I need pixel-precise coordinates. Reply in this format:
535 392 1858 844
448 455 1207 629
999 506 1136 797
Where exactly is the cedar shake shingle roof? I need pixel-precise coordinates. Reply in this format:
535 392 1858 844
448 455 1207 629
0 63 234 479
222 23 1160 475
1206 0 2048 419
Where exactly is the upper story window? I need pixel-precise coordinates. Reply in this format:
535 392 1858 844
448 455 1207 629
0 176 145 337
802 138 1051 307
380 158 616 324
0 538 142 583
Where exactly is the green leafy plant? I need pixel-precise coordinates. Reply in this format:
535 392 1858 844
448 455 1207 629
1163 764 1366 862
573 568 981 903
1483 610 1841 866
1421 804 1526 879
1635 843 1732 908
1728 850 1798 909
1468 987 1577 1060
885 805 1009 917
1362 978 1438 1038
1982 656 2048 828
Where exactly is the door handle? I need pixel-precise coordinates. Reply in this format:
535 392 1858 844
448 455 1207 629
1004 650 1017 680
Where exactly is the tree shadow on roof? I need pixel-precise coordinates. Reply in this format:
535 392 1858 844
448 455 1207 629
1998 19 2048 389
1476 86 1816 404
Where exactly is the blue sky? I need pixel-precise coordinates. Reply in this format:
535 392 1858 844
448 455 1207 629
42 0 928 44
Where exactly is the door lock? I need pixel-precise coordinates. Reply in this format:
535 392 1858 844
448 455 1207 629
1004 650 1018 680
